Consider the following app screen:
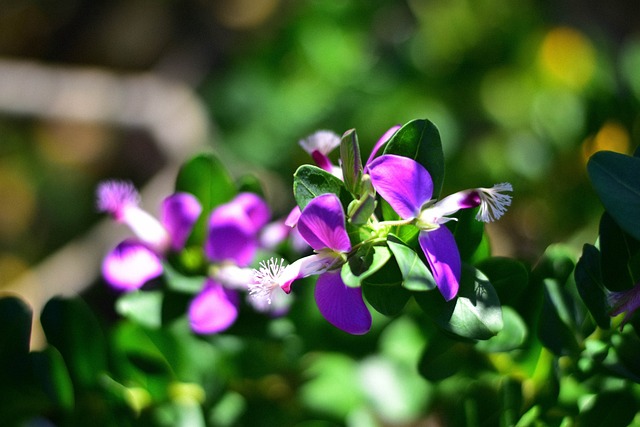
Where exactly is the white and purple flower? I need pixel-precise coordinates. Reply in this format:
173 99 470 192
97 180 201 291
250 193 372 335
367 154 513 301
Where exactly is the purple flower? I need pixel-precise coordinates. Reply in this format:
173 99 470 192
205 192 270 267
97 180 201 290
249 193 372 335
367 154 513 301
188 279 239 334
608 283 640 330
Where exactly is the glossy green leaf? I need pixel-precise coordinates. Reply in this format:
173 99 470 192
41 297 108 387
341 244 391 288
340 128 363 196
293 164 350 209
414 266 503 340
384 119 445 199
588 150 640 241
574 244 610 329
475 306 527 352
116 290 163 329
387 237 436 291
175 153 236 244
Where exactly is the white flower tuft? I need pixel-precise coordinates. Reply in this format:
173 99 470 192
97 180 139 216
476 183 513 222
249 257 287 304
299 130 341 155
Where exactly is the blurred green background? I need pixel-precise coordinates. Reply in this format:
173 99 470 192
2 0 640 425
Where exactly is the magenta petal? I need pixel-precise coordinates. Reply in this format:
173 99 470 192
418 227 460 301
297 194 351 252
368 154 433 219
232 192 271 231
365 125 401 166
161 192 202 251
205 202 257 266
314 271 372 335
102 240 163 291
188 279 239 334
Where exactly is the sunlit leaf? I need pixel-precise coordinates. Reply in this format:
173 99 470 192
340 128 363 196
341 244 391 288
116 290 163 329
414 266 503 340
293 164 350 209
475 306 527 352
387 237 436 291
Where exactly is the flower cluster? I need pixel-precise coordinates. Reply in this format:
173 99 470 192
98 119 513 337
97 180 288 334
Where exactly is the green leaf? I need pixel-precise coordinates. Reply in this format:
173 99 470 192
235 174 265 196
341 244 392 288
578 389 638 427
475 306 527 352
387 237 436 291
340 128 363 196
574 244 610 329
599 212 640 291
588 150 640 242
293 164 350 209
418 331 477 381
0 296 32 378
175 153 236 244
537 278 581 356
414 266 503 340
29 347 75 410
116 290 164 329
384 119 445 199
476 257 529 308
41 297 108 387
361 257 411 315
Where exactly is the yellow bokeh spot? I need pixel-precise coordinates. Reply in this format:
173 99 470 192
0 165 36 240
582 121 630 163
539 27 596 90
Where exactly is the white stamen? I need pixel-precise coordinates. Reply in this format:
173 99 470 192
249 257 287 304
299 130 341 155
476 183 513 222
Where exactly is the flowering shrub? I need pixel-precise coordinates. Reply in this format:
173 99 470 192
3 119 640 426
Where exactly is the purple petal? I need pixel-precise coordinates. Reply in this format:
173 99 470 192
284 206 301 227
314 271 372 335
102 240 163 291
366 125 401 166
188 279 239 334
297 193 351 252
161 192 202 251
205 202 258 266
418 227 461 301
232 192 271 231
368 155 433 219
